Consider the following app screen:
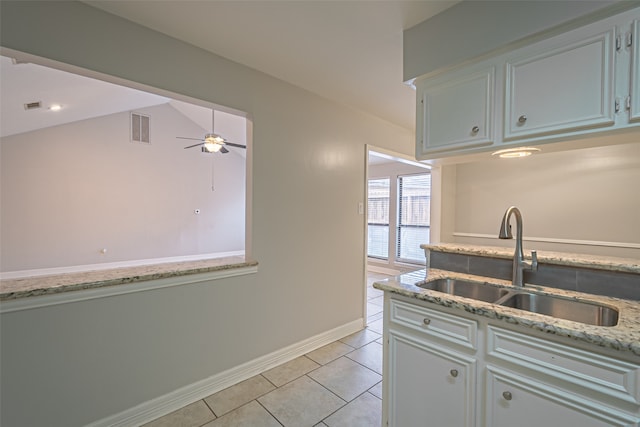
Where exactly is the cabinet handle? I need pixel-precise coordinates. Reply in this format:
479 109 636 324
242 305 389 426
471 126 480 134
450 369 459 378
517 115 527 124
502 391 513 401
423 318 431 325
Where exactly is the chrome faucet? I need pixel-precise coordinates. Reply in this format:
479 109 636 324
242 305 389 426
499 206 538 287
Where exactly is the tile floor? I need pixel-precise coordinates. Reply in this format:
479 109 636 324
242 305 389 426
143 271 392 427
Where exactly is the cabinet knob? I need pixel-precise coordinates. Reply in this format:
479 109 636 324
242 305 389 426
450 369 459 378
518 115 527 124
423 318 431 326
502 391 513 401
471 126 480 134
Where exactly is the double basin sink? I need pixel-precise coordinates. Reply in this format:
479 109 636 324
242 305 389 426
416 278 619 327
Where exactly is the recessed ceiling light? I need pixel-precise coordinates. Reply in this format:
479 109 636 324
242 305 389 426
491 147 541 158
49 104 62 111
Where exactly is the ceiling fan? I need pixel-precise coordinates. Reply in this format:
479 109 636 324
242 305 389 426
177 133 246 154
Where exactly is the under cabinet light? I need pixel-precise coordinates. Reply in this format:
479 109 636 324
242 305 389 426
491 147 541 158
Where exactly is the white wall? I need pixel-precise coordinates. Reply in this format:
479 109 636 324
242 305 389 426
0 2 414 426
0 103 246 272
443 143 640 259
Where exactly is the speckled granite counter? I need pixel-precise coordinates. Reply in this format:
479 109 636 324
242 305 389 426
374 268 640 356
0 256 258 301
422 243 640 274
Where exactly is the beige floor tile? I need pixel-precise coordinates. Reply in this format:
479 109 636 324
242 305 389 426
367 302 383 317
369 295 384 307
367 318 383 334
346 341 383 374
323 392 381 427
306 341 354 365
308 357 381 402
142 400 215 427
368 381 383 399
367 311 383 324
262 355 320 387
339 328 380 349
258 376 345 426
203 401 281 427
204 375 275 416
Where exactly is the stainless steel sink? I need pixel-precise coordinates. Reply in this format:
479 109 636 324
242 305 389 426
417 279 511 303
416 278 619 327
498 293 619 327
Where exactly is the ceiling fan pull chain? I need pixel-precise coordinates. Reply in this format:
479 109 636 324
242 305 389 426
211 157 216 192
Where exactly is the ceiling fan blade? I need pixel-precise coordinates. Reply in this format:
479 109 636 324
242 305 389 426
220 146 229 154
176 136 205 141
224 142 247 149
183 142 205 149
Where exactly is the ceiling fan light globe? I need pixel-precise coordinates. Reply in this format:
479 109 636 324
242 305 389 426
204 141 222 152
205 133 225 144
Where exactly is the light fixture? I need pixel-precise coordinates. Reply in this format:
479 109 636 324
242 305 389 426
49 104 62 111
491 147 541 158
203 133 225 152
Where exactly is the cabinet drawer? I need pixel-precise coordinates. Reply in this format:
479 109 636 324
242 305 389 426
389 298 477 350
487 326 640 405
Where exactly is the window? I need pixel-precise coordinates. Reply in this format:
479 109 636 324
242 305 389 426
367 178 390 258
367 169 431 266
397 174 431 263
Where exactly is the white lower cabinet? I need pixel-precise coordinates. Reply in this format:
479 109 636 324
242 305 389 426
383 295 640 427
388 332 476 427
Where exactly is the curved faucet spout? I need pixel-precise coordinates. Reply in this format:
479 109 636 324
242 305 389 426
498 206 537 287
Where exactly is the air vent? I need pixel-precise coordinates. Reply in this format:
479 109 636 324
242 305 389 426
24 101 42 111
131 112 150 144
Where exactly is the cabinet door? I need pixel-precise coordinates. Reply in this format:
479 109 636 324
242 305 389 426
388 331 476 427
417 67 494 157
504 29 616 140
485 366 640 427
631 19 640 122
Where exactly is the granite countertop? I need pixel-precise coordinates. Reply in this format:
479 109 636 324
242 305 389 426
0 256 258 301
374 268 640 356
421 243 640 274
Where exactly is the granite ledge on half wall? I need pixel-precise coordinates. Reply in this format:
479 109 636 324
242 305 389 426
421 243 640 274
0 256 258 301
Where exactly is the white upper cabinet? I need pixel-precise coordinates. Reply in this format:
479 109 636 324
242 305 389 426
504 28 616 140
416 66 494 157
630 19 640 122
414 6 640 161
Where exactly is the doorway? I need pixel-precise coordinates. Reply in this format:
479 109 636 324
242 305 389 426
364 146 431 327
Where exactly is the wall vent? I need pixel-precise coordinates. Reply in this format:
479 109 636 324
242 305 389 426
24 101 42 111
131 112 150 144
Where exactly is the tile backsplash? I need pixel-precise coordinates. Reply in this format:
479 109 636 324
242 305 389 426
428 251 639 301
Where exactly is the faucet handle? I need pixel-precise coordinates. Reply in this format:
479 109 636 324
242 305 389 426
530 250 538 271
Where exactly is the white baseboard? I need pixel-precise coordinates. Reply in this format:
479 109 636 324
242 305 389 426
367 264 402 276
86 318 364 427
